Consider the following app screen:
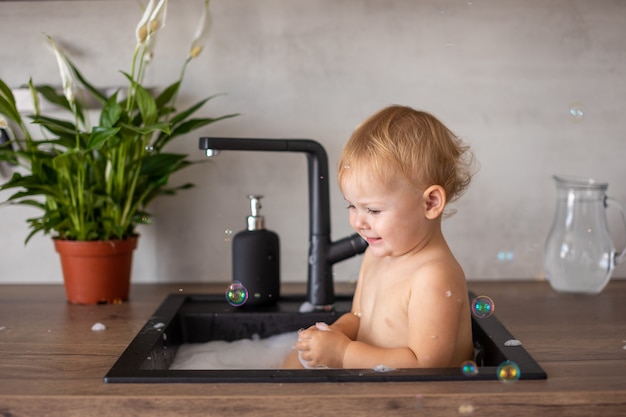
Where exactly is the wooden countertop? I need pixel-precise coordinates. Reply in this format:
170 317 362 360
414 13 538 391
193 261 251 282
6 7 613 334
1 280 625 416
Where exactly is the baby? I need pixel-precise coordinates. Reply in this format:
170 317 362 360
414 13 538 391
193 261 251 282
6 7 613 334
283 105 475 369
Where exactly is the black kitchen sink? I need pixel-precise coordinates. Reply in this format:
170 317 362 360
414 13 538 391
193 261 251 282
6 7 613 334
104 292 546 383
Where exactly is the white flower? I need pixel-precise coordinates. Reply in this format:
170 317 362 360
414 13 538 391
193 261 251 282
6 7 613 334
135 0 168 44
105 160 112 184
189 0 212 59
147 0 168 40
136 0 154 43
47 36 76 106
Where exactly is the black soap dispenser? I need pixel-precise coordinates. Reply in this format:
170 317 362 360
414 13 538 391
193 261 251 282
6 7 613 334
232 195 280 306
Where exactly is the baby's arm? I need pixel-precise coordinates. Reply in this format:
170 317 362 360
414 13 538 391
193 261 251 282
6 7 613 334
298 329 420 369
402 262 471 368
327 310 360 339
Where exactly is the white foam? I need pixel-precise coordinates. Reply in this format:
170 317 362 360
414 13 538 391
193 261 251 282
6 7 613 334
91 322 106 331
504 339 522 347
372 364 395 372
170 331 298 370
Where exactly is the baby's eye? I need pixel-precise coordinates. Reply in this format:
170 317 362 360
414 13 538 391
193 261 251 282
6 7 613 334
366 208 380 215
346 204 355 210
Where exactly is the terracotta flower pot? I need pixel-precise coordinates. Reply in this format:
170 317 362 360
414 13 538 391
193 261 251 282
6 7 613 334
54 236 138 305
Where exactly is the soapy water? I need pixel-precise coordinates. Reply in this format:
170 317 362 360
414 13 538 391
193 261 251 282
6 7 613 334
170 324 396 372
225 281 248 306
170 332 297 370
471 295 495 318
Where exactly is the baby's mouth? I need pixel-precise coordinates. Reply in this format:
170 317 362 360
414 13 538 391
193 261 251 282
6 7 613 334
365 236 382 245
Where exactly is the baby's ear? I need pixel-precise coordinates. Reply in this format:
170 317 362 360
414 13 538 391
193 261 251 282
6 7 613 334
423 185 446 219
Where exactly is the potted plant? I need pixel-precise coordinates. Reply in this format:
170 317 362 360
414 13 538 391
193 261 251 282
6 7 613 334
0 0 237 304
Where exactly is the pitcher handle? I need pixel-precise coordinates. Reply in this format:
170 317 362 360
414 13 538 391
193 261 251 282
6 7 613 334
606 196 626 265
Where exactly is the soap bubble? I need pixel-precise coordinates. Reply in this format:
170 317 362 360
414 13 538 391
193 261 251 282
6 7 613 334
460 360 478 377
471 295 495 318
224 229 233 242
568 102 585 122
145 145 154 153
497 251 514 261
138 215 152 224
225 281 248 306
496 360 521 383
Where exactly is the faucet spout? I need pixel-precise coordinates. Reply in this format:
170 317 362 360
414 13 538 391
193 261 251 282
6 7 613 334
199 137 367 307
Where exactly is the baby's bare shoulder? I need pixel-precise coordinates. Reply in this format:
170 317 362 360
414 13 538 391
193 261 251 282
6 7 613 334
410 254 466 293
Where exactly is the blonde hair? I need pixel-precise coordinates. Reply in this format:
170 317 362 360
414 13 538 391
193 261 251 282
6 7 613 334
338 105 474 204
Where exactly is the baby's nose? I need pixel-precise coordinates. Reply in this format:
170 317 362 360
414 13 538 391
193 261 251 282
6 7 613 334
352 212 369 229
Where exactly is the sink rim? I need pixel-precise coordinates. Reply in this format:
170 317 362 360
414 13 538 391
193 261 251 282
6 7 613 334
104 292 547 383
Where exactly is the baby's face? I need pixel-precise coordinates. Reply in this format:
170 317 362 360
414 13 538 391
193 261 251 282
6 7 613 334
340 171 432 259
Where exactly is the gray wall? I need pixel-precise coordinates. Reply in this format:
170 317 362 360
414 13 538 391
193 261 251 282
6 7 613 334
1 0 625 285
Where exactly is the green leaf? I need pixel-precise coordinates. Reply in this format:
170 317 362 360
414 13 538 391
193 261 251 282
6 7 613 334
0 79 14 102
31 115 77 137
35 85 72 111
169 95 220 126
0 80 22 124
0 146 19 164
120 121 170 136
134 84 158 126
154 113 238 149
99 93 123 128
64 56 107 104
172 115 239 137
139 153 187 176
43 134 77 150
86 126 120 150
6 199 46 210
121 72 158 126
155 81 180 110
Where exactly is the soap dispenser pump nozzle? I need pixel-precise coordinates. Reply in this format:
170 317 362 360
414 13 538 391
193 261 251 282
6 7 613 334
247 195 264 231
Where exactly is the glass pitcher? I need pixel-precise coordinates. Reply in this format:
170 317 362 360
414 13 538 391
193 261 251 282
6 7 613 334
544 175 626 294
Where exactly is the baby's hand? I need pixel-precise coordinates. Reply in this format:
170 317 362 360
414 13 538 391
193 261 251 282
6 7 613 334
296 322 351 369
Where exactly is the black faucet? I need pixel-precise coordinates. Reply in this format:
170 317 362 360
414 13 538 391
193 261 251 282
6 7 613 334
199 137 368 308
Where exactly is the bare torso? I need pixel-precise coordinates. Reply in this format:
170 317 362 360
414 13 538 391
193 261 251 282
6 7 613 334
352 238 474 368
